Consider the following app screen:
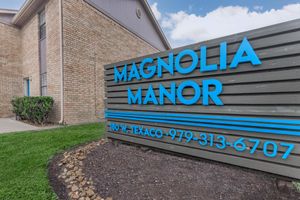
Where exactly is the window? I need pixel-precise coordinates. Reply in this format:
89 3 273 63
39 9 47 96
39 10 46 40
41 72 47 96
24 78 30 96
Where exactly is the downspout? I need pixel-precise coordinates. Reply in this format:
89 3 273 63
59 0 64 124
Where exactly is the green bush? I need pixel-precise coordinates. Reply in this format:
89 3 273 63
11 96 54 125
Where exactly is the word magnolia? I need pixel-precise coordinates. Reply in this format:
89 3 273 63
114 37 261 106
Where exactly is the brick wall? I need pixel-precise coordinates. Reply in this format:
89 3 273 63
19 0 62 122
21 15 40 97
46 0 62 122
0 22 22 117
62 0 159 124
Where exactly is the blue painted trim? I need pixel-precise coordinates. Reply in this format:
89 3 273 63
106 115 300 136
106 113 300 130
27 79 30 96
106 110 300 125
105 110 300 136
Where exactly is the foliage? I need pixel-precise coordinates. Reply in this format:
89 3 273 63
11 96 54 124
293 182 300 192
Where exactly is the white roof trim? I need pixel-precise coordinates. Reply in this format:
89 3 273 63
141 0 171 50
12 0 46 27
9 0 171 49
0 8 18 14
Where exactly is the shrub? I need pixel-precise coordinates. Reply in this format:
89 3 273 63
11 96 54 125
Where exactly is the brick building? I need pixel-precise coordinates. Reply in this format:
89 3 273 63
0 0 170 124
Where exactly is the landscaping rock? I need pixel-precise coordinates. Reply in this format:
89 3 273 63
49 139 299 200
52 139 107 200
71 185 79 192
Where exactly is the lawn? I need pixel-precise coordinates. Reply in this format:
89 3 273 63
0 123 104 200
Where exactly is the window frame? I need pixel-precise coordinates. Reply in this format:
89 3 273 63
38 9 47 96
39 10 46 40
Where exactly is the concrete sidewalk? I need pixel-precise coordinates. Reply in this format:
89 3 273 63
0 118 47 134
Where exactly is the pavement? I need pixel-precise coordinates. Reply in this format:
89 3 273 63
0 118 59 134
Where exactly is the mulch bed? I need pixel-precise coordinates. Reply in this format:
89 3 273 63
49 141 300 200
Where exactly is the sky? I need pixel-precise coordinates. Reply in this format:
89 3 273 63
0 0 25 10
1 0 300 47
148 0 300 47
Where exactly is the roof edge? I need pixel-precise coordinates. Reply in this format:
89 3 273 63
11 0 171 49
12 0 33 25
0 8 18 14
12 0 46 27
141 0 171 50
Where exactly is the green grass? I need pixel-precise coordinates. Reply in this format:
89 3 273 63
0 123 104 200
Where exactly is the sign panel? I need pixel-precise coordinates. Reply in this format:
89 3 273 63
104 19 300 179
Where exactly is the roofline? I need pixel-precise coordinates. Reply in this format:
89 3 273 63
85 0 171 50
12 0 35 26
10 0 171 49
141 0 171 50
0 8 18 14
12 0 47 27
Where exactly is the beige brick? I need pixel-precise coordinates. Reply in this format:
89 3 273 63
0 22 22 117
0 0 161 124
21 15 40 97
62 0 159 124
46 0 62 122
